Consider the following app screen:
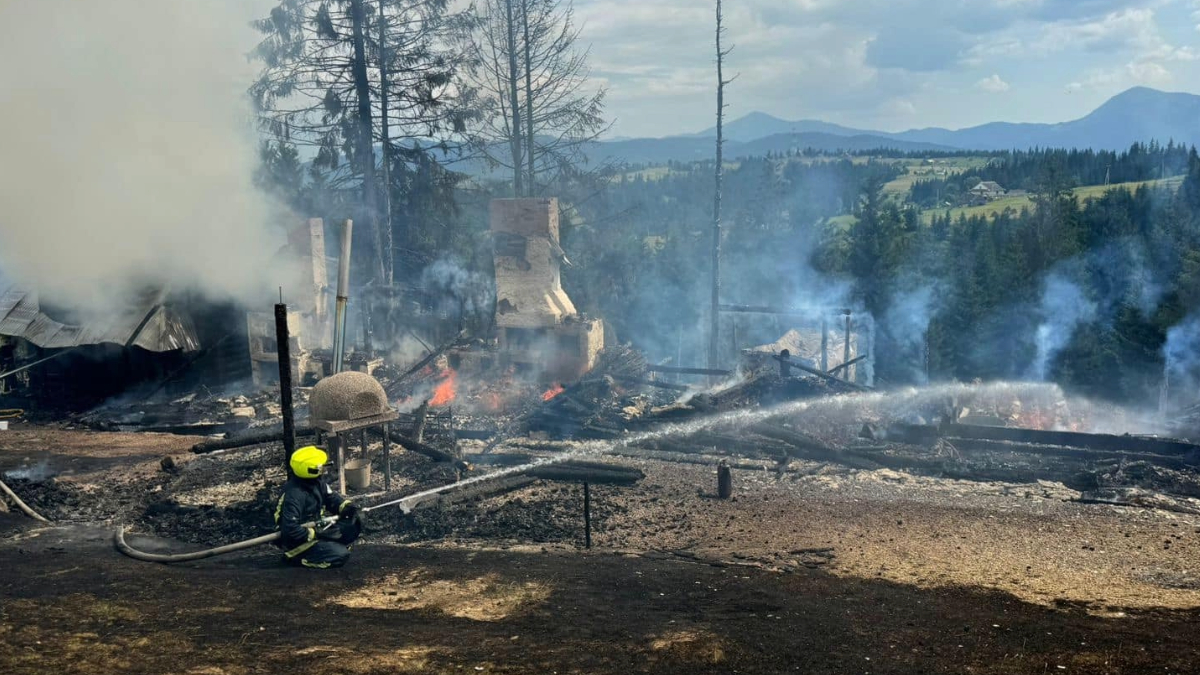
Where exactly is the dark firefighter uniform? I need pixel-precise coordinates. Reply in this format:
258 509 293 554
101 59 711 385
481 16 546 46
275 446 361 569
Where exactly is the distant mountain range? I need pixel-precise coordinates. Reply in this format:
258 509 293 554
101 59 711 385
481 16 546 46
598 87 1200 166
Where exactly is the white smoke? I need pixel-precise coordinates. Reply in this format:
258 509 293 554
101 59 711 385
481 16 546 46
420 258 496 318
1163 314 1200 407
1029 274 1097 381
882 283 940 385
0 1 287 311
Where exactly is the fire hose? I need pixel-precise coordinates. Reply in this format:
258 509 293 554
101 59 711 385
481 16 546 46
114 516 339 564
0 476 49 522
113 454 565 564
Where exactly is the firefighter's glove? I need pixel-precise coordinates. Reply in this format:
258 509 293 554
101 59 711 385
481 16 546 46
339 501 359 522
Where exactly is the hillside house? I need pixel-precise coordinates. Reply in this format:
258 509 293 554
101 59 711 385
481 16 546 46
968 181 1007 204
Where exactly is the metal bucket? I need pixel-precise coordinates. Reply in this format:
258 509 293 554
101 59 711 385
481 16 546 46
344 459 371 490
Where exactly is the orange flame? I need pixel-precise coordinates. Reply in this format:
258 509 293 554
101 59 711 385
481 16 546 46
430 368 457 407
542 383 565 401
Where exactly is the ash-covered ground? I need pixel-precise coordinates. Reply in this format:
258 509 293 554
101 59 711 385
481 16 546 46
3 387 1200 614
6 384 1200 673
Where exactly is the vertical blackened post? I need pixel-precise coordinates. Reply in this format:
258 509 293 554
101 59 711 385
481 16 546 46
583 481 592 549
382 423 392 490
843 312 853 381
274 303 295 466
449 404 459 460
820 316 829 372
717 460 732 499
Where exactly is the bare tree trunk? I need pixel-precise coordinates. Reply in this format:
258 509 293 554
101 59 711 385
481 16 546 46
504 0 524 197
521 0 536 196
350 0 384 284
708 0 728 371
377 0 394 286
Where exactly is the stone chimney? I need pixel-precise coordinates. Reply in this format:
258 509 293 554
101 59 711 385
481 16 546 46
489 198 604 382
491 198 577 328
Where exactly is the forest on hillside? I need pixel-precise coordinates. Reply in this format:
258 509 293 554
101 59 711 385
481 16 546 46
249 0 1200 411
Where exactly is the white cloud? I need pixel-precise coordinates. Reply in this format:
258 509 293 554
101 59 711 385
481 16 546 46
571 0 1184 136
975 74 1011 93
1127 60 1173 84
881 98 918 117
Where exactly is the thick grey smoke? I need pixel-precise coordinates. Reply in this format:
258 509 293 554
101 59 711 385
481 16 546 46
0 1 287 311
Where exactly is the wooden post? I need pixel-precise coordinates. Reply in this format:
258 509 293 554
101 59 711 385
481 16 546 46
274 303 295 467
717 460 732 499
583 481 592 549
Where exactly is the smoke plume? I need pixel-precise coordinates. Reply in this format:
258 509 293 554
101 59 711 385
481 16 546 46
1029 274 1097 381
1163 314 1200 407
0 1 286 312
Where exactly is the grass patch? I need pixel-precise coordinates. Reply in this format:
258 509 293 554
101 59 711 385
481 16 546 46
920 175 1185 224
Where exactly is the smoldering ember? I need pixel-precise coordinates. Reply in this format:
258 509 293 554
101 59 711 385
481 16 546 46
8 4 1200 675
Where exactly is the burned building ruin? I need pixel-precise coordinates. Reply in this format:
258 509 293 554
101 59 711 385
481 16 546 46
491 198 604 382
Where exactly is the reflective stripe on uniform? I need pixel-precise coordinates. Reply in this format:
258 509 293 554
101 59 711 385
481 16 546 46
285 540 319 559
283 527 317 559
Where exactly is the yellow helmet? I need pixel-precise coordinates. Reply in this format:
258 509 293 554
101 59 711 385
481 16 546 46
290 446 328 479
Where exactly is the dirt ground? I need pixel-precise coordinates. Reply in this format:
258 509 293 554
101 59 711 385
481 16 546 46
4 424 1200 674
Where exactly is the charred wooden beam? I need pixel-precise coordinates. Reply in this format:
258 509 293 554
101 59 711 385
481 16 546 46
888 422 1200 458
719 303 852 317
384 330 467 397
524 461 644 485
942 423 1200 457
646 365 733 377
613 376 690 392
368 427 466 469
456 429 496 441
828 354 868 376
750 423 881 470
771 356 870 392
947 438 1196 469
191 427 317 454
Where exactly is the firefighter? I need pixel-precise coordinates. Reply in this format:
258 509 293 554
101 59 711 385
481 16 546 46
275 445 362 569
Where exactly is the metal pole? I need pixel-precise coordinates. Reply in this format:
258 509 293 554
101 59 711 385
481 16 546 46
382 422 392 490
360 430 368 466
333 433 346 494
274 303 296 464
583 481 592 549
333 219 354 373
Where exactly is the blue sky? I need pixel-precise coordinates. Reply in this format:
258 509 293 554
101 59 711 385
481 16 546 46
573 0 1200 138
